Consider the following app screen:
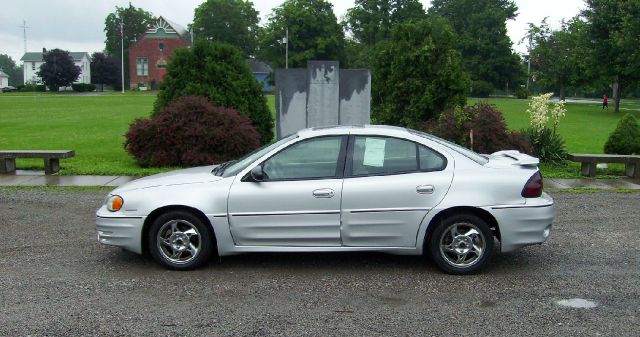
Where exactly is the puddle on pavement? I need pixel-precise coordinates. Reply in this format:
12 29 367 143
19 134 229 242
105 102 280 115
556 298 598 308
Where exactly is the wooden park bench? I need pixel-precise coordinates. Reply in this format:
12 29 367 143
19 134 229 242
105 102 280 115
567 153 640 179
0 150 75 175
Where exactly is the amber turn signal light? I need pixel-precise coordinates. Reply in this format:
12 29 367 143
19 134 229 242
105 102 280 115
107 195 124 212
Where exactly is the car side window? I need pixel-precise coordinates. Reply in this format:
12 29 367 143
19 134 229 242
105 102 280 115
418 145 446 171
262 136 343 180
351 136 418 176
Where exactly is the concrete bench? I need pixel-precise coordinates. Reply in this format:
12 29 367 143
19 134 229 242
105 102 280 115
567 153 640 179
0 150 75 175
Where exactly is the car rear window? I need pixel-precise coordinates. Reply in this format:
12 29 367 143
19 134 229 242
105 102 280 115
409 130 488 165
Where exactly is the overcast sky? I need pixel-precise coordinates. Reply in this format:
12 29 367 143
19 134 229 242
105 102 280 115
0 0 586 65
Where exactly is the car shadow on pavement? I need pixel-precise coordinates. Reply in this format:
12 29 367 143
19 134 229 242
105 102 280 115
104 242 552 275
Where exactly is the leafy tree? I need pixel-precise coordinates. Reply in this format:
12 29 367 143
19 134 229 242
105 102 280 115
429 0 524 90
37 49 80 91
192 0 260 57
155 40 273 143
583 0 640 112
258 0 345 69
342 0 426 68
344 0 427 46
371 18 470 128
0 54 23 86
529 17 590 100
104 4 155 89
90 52 119 91
343 38 372 69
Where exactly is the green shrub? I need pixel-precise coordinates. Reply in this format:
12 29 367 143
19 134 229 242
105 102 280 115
72 83 97 92
524 127 567 164
507 131 533 154
426 102 532 154
154 40 273 144
604 113 640 154
471 80 493 98
371 18 469 128
425 106 471 147
515 87 528 99
20 83 46 92
72 83 86 92
125 96 261 167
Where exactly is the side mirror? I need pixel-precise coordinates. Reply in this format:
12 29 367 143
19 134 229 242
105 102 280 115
250 165 264 181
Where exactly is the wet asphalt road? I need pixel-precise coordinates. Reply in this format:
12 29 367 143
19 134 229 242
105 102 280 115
0 188 638 336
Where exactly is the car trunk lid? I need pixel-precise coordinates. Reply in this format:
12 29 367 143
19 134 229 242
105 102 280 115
484 150 540 168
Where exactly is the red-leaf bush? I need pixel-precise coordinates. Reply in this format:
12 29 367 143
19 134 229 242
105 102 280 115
125 96 261 167
425 102 532 154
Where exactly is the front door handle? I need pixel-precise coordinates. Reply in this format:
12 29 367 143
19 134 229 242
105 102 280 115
312 188 335 198
416 185 434 194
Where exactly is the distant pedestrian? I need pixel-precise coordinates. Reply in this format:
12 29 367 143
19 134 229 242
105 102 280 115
603 95 608 109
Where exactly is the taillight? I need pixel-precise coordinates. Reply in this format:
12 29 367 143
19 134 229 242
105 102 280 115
522 171 543 198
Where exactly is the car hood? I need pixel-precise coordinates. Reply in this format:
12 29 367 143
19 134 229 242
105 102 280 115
114 165 224 193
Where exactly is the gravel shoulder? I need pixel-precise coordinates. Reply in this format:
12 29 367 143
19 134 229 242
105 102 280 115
0 189 638 336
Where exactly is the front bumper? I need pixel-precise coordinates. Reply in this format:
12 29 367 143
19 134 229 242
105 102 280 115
490 193 555 253
95 214 145 254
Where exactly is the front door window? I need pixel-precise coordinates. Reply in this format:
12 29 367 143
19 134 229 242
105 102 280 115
262 136 344 180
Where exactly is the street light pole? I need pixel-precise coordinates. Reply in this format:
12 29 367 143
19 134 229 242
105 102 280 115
121 20 125 93
526 31 532 91
285 27 289 69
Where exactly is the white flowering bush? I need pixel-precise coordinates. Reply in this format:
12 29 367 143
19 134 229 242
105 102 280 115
551 100 566 133
524 93 567 164
527 92 552 133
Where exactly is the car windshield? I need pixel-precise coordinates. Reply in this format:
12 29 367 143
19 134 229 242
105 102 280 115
220 134 298 177
410 130 489 165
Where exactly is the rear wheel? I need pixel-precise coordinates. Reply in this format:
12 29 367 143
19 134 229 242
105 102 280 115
148 211 214 270
428 214 493 274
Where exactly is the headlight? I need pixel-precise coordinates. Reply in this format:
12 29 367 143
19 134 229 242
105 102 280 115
106 195 124 212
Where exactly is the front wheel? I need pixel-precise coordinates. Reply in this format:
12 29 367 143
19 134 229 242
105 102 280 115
428 214 494 274
148 211 214 270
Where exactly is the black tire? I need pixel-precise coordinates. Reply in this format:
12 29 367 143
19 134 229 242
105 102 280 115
428 213 494 275
148 210 214 270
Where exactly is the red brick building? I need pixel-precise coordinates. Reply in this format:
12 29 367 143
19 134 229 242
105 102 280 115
128 17 190 89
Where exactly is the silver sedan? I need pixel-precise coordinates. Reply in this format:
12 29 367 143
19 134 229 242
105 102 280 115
96 125 554 274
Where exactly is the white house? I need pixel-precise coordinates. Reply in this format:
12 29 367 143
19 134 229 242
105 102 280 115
0 69 8 87
21 51 91 85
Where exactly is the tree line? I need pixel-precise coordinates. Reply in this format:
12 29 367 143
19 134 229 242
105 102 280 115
527 0 640 112
101 0 638 110
4 0 637 115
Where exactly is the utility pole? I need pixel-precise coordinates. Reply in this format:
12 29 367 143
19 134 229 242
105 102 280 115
285 27 289 69
526 31 532 91
19 20 30 53
120 20 125 93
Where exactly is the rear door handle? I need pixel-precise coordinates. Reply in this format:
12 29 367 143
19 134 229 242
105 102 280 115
312 188 335 198
416 185 434 194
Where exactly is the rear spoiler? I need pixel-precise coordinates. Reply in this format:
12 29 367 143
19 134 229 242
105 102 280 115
490 150 540 166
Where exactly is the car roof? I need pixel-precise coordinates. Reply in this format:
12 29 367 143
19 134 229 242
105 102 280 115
297 125 411 137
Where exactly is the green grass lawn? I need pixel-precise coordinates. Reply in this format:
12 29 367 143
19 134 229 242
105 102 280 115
0 92 274 176
0 92 636 177
0 93 163 176
469 98 640 153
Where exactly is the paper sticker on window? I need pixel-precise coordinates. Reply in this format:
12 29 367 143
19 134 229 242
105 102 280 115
362 138 386 167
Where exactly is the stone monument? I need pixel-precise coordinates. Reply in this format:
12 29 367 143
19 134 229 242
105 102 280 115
275 61 371 139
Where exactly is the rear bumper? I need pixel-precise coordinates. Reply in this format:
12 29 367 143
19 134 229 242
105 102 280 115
95 214 145 254
490 193 555 253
